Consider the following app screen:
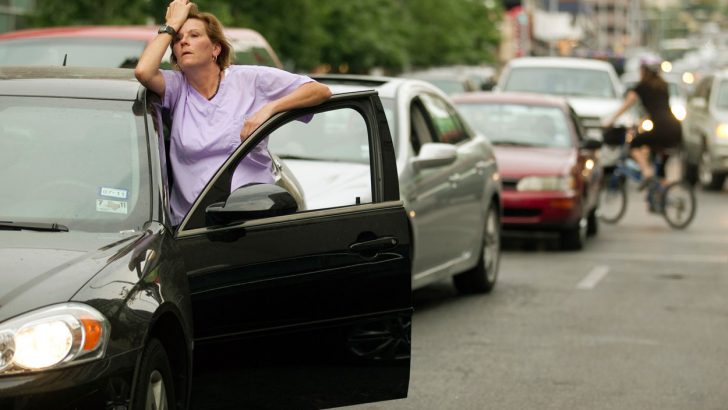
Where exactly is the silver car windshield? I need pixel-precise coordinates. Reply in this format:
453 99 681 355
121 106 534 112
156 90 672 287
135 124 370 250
457 103 574 148
504 67 617 99
0 97 151 233
0 38 146 68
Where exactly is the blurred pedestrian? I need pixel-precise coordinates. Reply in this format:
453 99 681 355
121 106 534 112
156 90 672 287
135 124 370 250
134 0 331 225
604 56 682 186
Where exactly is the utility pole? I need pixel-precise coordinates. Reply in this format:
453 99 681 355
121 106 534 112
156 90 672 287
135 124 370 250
549 0 558 56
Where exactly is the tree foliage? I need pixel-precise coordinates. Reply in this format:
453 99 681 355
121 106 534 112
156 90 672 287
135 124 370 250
29 0 503 74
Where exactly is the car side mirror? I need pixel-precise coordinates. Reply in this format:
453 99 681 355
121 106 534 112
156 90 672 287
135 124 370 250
411 142 457 172
206 183 298 225
580 138 602 150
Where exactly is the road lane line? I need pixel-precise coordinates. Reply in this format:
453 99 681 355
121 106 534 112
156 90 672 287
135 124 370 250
577 265 610 290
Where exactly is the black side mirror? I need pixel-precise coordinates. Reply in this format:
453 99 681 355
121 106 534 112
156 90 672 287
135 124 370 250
206 183 298 225
581 138 602 150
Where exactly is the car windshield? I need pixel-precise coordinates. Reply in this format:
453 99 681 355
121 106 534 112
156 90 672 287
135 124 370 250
503 67 617 99
0 97 151 233
0 38 147 68
456 103 573 148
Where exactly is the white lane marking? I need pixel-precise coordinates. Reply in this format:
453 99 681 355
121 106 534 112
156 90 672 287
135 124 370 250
579 252 728 264
577 265 610 290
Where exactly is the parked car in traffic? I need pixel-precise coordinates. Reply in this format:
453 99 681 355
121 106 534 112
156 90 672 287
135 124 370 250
681 70 728 190
0 25 282 69
452 92 603 250
399 68 480 95
0 66 412 409
269 74 502 293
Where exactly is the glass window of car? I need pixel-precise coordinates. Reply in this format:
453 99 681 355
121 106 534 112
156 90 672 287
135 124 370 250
0 38 147 68
0 96 151 232
713 80 728 109
267 108 372 210
503 67 617 99
456 103 573 148
417 94 470 145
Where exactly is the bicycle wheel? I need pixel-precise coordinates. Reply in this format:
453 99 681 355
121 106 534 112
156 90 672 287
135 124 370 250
661 181 696 229
598 174 627 223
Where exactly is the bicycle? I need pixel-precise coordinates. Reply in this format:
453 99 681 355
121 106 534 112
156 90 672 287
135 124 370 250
598 126 696 229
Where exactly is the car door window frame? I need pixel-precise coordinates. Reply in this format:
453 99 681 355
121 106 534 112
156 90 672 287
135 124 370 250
175 91 399 236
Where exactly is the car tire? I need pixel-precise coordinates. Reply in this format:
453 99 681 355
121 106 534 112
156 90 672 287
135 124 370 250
586 207 598 237
560 216 587 250
453 203 500 294
132 338 175 410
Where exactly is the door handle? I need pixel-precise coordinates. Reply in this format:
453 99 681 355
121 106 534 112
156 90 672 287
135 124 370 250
349 237 398 254
448 174 461 183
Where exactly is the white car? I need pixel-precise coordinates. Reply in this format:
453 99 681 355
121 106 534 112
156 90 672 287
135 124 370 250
682 70 728 190
268 75 502 294
496 57 630 142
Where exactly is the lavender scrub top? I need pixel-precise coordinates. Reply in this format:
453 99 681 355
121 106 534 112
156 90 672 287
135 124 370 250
161 65 314 225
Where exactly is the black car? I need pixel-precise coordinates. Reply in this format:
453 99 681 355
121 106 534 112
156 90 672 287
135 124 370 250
0 66 412 409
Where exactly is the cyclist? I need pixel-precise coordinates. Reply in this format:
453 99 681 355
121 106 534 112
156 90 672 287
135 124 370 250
604 56 683 188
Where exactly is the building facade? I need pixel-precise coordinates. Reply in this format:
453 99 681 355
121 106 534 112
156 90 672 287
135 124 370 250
0 0 34 33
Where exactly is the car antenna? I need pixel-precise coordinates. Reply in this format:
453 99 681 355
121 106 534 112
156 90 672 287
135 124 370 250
62 54 67 66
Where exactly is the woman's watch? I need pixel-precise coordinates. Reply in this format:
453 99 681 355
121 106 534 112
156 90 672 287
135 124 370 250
158 24 177 37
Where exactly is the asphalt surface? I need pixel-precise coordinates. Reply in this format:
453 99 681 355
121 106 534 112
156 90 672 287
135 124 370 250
349 184 728 410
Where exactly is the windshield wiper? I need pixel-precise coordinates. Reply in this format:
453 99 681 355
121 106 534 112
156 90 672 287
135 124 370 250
0 221 69 232
494 141 537 147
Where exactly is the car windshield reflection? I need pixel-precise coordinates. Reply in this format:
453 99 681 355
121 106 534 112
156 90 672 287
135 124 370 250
0 97 150 232
504 67 617 99
457 103 574 148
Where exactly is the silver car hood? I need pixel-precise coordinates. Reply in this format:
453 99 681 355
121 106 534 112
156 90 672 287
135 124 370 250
281 160 372 210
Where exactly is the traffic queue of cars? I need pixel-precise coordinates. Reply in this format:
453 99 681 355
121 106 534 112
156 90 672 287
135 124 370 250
0 22 630 407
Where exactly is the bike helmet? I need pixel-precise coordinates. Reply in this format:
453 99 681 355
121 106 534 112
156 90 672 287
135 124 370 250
639 55 662 73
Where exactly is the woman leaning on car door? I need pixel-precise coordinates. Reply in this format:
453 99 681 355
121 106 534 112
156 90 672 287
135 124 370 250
134 0 331 226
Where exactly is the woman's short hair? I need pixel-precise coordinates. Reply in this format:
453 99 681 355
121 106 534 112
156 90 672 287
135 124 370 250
170 4 233 70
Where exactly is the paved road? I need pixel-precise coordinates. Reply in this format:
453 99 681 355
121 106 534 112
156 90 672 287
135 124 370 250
350 186 728 410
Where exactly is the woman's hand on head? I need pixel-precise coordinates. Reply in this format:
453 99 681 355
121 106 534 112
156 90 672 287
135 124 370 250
240 105 275 142
165 0 193 30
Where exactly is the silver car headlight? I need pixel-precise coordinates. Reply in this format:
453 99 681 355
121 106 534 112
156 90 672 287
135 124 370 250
517 176 575 192
0 303 109 374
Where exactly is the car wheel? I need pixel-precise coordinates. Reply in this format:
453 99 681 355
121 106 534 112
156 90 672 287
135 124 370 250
132 338 175 410
560 216 587 250
453 203 500 294
699 148 726 190
586 207 598 237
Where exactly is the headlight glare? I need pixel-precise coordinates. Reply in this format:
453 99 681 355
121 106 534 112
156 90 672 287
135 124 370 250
715 124 728 142
14 320 75 369
0 303 109 375
517 176 574 192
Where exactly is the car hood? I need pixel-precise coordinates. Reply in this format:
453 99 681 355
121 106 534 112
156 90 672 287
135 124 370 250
0 231 141 322
494 146 575 178
566 97 622 118
282 160 372 210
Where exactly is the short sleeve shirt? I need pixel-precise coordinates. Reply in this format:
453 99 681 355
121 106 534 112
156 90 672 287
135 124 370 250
161 65 313 225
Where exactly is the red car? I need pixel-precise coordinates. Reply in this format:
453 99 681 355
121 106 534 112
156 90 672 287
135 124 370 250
453 92 603 250
0 25 282 69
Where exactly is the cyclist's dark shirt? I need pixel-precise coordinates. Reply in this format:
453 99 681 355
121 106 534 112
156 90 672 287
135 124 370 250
631 81 682 148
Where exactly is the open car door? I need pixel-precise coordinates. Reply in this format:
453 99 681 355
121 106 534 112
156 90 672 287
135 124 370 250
175 91 412 409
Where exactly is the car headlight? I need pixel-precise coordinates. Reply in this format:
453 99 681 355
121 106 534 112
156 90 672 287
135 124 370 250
0 303 109 374
517 176 575 192
715 124 728 144
671 104 686 121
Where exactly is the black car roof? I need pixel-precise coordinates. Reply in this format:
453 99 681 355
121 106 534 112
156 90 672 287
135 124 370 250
0 66 142 100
